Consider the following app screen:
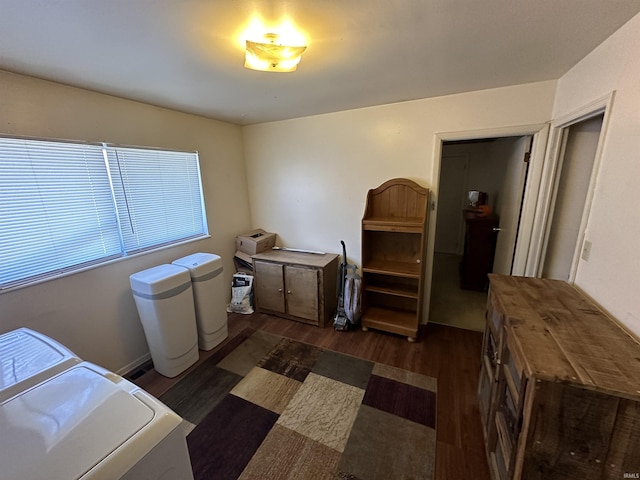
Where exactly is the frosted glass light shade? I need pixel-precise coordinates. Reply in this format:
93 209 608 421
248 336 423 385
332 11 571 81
244 33 307 72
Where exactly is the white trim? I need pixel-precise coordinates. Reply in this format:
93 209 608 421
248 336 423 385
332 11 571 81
536 129 569 276
552 92 614 129
116 352 152 377
512 125 550 276
528 91 615 280
423 123 548 324
525 126 564 276
0 234 211 295
423 139 443 321
434 124 547 142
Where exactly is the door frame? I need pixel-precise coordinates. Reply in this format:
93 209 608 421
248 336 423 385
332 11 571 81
526 91 615 281
423 123 549 323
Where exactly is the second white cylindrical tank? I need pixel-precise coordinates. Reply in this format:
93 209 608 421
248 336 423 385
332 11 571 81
172 253 228 351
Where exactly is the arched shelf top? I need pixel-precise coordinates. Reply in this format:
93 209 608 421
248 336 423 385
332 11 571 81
363 178 429 226
368 178 428 196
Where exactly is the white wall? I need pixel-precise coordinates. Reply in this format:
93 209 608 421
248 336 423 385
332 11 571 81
0 71 251 372
243 80 557 322
552 12 640 336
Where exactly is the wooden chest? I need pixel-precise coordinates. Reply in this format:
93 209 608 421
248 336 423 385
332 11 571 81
479 275 640 479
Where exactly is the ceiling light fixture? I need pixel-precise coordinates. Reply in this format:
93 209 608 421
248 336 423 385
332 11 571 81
244 33 307 72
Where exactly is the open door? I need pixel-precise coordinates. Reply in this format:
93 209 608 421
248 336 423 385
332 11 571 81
424 124 550 326
492 136 532 275
428 135 535 330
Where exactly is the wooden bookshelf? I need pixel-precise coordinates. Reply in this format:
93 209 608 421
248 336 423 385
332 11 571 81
360 178 429 342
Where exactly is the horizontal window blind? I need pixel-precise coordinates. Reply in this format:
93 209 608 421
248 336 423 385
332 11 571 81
0 138 122 288
104 146 207 254
1 137 208 290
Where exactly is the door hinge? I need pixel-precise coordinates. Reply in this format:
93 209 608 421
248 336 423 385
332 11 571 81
523 152 531 163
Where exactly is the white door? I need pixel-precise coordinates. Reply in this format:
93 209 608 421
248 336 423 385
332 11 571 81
492 136 532 275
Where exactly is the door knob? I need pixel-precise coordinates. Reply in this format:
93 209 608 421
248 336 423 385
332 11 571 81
492 227 502 232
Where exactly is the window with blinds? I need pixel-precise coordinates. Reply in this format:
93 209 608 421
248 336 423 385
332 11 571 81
0 136 208 290
105 146 207 255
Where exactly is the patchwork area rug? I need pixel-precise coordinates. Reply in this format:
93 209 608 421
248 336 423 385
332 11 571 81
159 328 437 480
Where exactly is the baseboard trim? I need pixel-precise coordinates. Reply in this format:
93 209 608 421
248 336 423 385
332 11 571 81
117 352 152 377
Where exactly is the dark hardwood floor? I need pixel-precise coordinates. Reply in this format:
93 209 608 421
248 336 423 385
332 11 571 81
133 312 491 480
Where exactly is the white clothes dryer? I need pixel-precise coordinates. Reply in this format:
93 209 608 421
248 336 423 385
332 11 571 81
0 327 81 402
0 361 194 480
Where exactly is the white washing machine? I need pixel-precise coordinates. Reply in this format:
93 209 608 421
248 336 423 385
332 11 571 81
0 327 81 402
0 361 194 480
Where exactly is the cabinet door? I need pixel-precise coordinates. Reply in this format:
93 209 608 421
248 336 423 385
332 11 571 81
254 261 285 313
480 324 501 448
479 326 496 423
284 266 319 321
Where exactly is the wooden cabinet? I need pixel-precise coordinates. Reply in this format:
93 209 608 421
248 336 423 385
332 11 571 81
460 210 499 291
480 274 640 480
252 250 339 327
360 178 429 342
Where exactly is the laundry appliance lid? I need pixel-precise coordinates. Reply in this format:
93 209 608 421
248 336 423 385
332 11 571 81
0 327 81 402
0 362 182 480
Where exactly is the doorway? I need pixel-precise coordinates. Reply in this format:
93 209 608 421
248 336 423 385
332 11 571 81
424 98 611 330
525 93 612 282
540 113 604 280
429 136 531 331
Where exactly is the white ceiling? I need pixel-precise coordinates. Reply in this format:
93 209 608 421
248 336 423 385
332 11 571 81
2 1 639 125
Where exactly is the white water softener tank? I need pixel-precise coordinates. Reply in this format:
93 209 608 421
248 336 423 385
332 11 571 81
172 253 228 351
130 264 199 377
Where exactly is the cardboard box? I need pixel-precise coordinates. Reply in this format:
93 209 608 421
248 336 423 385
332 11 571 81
233 250 254 273
235 228 276 255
